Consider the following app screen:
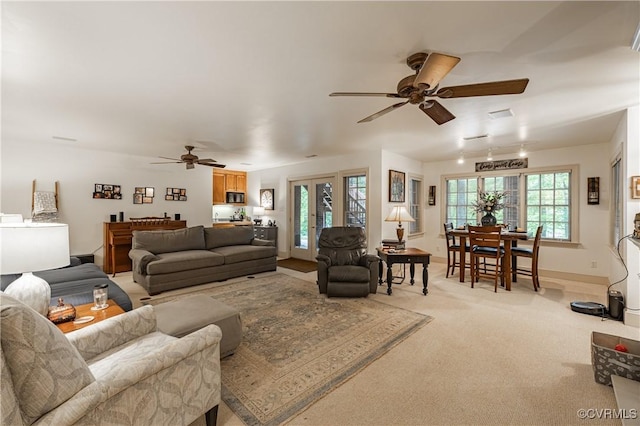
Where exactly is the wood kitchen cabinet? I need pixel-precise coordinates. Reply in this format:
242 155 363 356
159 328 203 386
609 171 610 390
212 169 247 205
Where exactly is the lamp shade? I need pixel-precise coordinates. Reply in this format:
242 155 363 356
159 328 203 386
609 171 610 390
1 223 70 273
253 206 265 216
385 206 415 223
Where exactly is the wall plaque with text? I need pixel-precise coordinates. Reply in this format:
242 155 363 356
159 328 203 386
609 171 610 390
475 158 528 172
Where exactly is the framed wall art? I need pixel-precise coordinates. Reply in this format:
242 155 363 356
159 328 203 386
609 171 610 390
260 188 275 210
389 170 405 203
134 187 154 204
632 176 640 199
93 183 122 199
428 185 436 206
165 187 187 201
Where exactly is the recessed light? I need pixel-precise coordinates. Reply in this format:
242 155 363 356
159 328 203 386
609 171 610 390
52 136 77 142
240 162 252 166
488 109 514 119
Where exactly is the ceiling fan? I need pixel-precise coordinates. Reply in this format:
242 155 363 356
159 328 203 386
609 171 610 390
151 145 226 170
330 52 529 125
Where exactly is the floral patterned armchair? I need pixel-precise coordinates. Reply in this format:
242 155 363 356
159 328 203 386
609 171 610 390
0 293 221 425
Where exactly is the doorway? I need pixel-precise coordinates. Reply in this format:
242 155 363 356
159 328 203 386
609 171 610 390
289 177 335 261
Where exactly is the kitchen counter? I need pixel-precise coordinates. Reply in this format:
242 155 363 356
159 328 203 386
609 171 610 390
211 220 253 227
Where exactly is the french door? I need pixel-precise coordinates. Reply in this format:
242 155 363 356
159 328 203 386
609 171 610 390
289 177 334 261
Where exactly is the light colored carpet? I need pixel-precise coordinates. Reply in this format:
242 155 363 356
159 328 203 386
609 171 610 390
147 273 431 426
112 263 639 425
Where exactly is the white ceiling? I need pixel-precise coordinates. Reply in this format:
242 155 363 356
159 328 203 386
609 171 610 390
2 1 639 171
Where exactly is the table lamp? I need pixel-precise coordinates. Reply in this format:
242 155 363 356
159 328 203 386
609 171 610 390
253 206 265 225
385 206 415 242
1 223 70 315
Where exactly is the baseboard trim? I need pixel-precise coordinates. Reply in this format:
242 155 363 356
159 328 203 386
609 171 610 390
429 256 608 285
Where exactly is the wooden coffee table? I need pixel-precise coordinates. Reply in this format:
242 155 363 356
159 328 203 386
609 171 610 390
376 247 431 296
56 299 125 333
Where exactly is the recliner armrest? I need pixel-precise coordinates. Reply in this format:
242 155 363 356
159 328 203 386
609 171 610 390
316 254 331 267
359 254 380 268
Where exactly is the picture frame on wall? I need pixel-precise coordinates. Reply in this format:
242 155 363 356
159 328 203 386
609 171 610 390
632 176 640 199
389 170 405 203
428 185 436 206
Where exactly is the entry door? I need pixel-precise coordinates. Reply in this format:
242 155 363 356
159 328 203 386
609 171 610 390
290 178 334 261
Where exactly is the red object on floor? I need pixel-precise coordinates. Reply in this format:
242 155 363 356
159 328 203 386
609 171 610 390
614 343 628 352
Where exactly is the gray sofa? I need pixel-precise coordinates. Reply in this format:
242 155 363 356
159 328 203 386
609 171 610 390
1 258 133 311
129 225 277 295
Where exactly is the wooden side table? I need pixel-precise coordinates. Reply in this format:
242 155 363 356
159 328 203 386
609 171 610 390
376 247 431 296
56 299 125 333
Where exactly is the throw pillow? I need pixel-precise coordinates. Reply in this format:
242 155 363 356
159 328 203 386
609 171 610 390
0 293 95 425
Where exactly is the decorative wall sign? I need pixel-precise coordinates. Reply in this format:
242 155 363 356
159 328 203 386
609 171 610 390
165 187 187 201
133 187 154 204
475 158 528 172
428 185 436 206
260 188 275 210
93 183 122 199
389 170 405 202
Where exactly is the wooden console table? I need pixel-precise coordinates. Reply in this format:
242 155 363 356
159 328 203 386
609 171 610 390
103 220 186 274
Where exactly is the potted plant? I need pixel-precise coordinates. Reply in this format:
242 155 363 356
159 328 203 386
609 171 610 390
472 191 506 226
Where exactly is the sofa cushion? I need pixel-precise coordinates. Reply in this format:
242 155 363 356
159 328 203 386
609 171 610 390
204 226 254 249
0 293 95 425
328 265 371 283
210 245 277 264
132 226 206 254
146 250 225 275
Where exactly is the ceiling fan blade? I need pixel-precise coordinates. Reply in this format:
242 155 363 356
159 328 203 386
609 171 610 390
435 78 530 98
195 158 216 163
151 161 182 164
330 92 402 98
413 53 461 90
158 156 181 161
201 163 226 168
419 101 456 125
357 101 409 123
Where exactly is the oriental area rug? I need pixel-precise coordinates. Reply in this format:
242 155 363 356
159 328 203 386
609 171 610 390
151 273 432 426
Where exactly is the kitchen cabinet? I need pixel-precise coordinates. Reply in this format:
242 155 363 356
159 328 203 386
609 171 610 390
212 169 247 205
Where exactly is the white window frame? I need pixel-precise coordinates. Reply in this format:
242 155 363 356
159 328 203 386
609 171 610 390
441 164 579 243
408 174 423 236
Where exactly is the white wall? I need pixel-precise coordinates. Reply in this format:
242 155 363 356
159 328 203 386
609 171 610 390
247 151 382 255
1 140 215 267
421 143 612 279
609 106 640 327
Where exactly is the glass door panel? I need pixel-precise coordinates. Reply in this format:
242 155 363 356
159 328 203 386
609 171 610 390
289 178 334 261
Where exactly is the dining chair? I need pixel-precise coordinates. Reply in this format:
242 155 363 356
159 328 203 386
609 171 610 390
443 223 469 278
468 225 504 292
511 225 543 291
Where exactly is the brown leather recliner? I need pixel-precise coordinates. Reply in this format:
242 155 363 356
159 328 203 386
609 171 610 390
316 227 380 297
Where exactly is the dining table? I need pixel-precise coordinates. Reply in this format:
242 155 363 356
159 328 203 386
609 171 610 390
447 228 529 291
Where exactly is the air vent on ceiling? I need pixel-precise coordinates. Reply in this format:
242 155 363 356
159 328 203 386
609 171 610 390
488 108 514 119
463 134 489 141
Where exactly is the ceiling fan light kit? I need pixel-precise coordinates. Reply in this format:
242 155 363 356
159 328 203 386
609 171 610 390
151 145 226 170
330 51 529 125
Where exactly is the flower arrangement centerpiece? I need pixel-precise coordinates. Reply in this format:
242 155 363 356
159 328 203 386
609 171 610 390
472 191 506 226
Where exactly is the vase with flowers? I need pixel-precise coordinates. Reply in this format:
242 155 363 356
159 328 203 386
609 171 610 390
472 191 506 226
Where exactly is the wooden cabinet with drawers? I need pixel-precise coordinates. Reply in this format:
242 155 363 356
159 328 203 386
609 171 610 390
254 226 278 249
